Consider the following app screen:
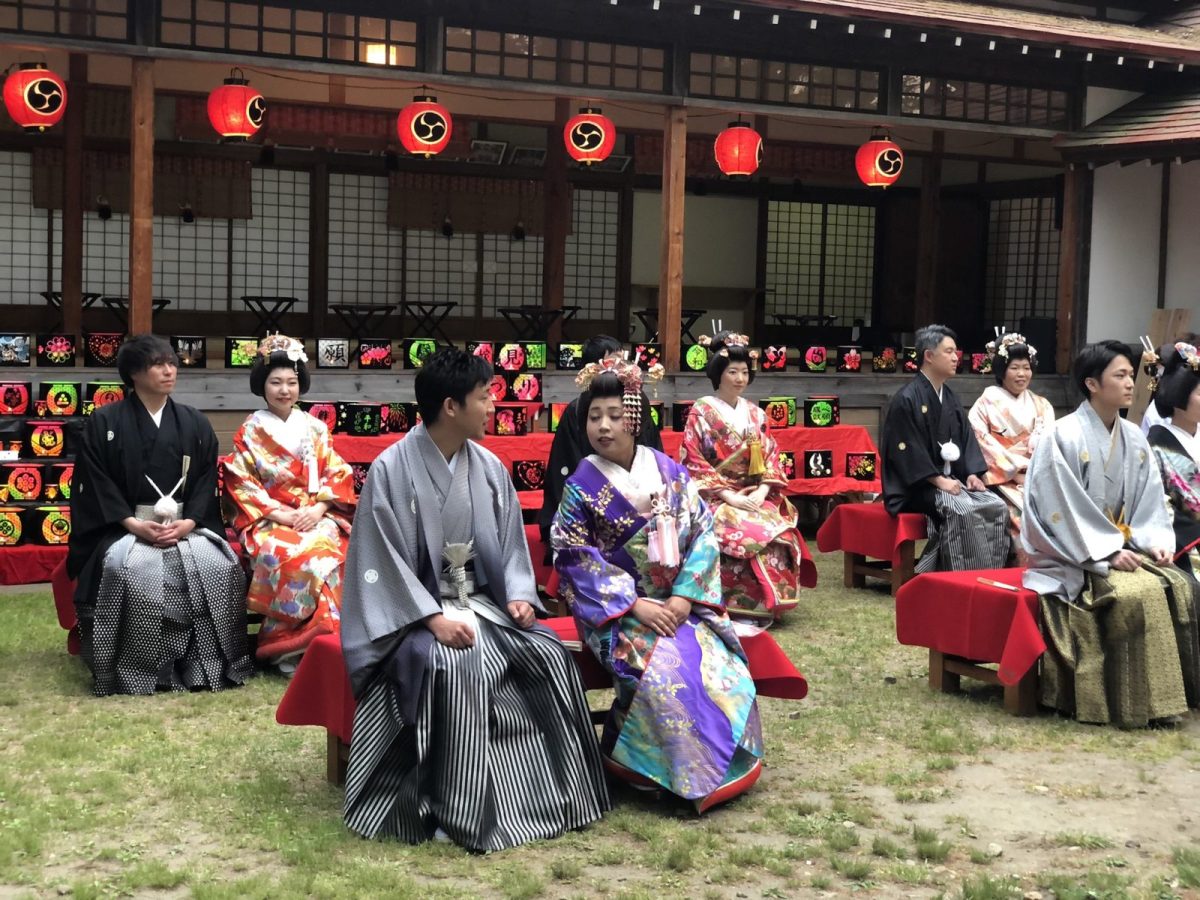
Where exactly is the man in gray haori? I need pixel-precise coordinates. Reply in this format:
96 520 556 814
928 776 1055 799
339 347 609 851
1022 340 1200 727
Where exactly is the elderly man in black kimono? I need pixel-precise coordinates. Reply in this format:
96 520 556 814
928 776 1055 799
881 324 1010 571
68 334 250 696
537 334 662 558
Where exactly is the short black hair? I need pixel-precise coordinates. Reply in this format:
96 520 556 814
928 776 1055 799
117 334 177 388
582 335 623 365
915 324 956 368
249 352 311 397
1154 352 1200 417
705 331 756 390
1073 340 1135 400
414 347 494 425
993 343 1036 386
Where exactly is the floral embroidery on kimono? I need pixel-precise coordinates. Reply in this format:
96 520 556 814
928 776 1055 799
679 397 815 621
968 384 1055 515
222 409 356 662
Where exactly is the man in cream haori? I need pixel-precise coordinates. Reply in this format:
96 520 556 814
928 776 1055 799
339 347 608 851
1022 340 1200 727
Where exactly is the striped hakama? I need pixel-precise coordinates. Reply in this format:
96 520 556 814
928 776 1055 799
916 488 1011 573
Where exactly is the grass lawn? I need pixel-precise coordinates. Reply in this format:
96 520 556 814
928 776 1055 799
1 550 1199 899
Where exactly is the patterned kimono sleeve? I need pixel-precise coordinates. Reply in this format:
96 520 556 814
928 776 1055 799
551 480 639 629
758 410 790 489
1151 444 1200 525
310 421 357 514
967 396 1018 484
221 425 283 532
671 477 724 610
679 406 737 503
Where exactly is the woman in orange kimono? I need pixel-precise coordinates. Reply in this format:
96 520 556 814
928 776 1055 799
680 333 816 623
223 335 356 673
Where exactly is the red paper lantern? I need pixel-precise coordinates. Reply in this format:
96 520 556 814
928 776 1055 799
396 94 453 158
714 121 762 177
564 106 615 166
855 131 904 188
2 63 67 133
206 70 265 142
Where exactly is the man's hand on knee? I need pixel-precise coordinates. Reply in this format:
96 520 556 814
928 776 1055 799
507 601 535 629
426 613 475 648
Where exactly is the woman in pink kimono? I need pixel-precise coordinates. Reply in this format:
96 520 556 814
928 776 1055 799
680 333 816 623
967 333 1054 531
222 336 356 673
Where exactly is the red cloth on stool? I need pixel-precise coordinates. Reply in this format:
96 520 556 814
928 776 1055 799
816 502 926 563
895 567 1044 685
276 616 808 744
0 545 67 586
50 559 80 655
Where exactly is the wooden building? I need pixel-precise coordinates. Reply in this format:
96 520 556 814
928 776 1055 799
0 0 1197 378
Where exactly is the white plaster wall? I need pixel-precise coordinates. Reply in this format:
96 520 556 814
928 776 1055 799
630 191 758 289
1164 162 1200 316
1086 163 1161 343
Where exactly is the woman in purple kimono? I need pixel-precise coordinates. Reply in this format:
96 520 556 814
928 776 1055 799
551 358 763 812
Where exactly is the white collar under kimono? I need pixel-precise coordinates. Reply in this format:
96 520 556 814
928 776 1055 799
249 407 309 457
586 445 664 515
919 371 944 404
1166 422 1200 468
709 394 752 433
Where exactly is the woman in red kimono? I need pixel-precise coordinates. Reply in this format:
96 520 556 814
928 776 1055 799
222 335 356 673
680 333 816 623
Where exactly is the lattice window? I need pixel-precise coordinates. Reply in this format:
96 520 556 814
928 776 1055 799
232 168 309 311
481 234 543 318
160 0 418 67
154 214 228 312
0 151 56 302
328 173 401 306
0 0 127 41
765 200 875 325
445 27 666 93
901 75 1071 128
691 53 879 112
985 196 1060 323
565 189 618 320
82 212 129 298
404 229 474 311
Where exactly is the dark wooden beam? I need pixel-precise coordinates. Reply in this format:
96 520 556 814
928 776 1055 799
542 97 571 346
914 130 943 327
128 58 154 335
1156 160 1170 309
616 182 634 339
1056 165 1089 374
658 106 687 373
309 161 330 337
60 53 86 336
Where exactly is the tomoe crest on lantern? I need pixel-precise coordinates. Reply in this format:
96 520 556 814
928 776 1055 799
207 68 266 142
564 106 615 165
3 63 67 133
713 121 763 177
855 130 904 188
397 94 453 158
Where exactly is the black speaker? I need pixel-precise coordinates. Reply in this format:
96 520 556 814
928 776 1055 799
1019 317 1057 372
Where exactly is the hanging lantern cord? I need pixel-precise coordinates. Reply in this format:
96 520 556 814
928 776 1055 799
230 66 245 80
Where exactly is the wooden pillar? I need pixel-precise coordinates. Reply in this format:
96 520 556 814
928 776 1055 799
309 160 329 337
1056 165 1089 374
914 131 944 327
1156 162 1171 309
60 53 86 336
542 97 570 346
128 58 154 334
657 106 687 372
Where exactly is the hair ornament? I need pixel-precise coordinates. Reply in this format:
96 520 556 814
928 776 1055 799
984 331 1036 361
257 333 308 364
575 356 663 435
1175 341 1200 373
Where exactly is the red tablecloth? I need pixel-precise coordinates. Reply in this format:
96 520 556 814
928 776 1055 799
815 502 927 563
0 544 67 585
895 567 1044 685
277 620 808 744
333 424 880 496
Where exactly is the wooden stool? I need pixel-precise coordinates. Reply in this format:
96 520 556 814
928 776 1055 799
816 502 926 596
929 650 1039 716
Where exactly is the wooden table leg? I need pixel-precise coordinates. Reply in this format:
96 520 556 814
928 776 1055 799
891 541 916 596
928 649 960 694
1003 664 1040 717
844 551 867 589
